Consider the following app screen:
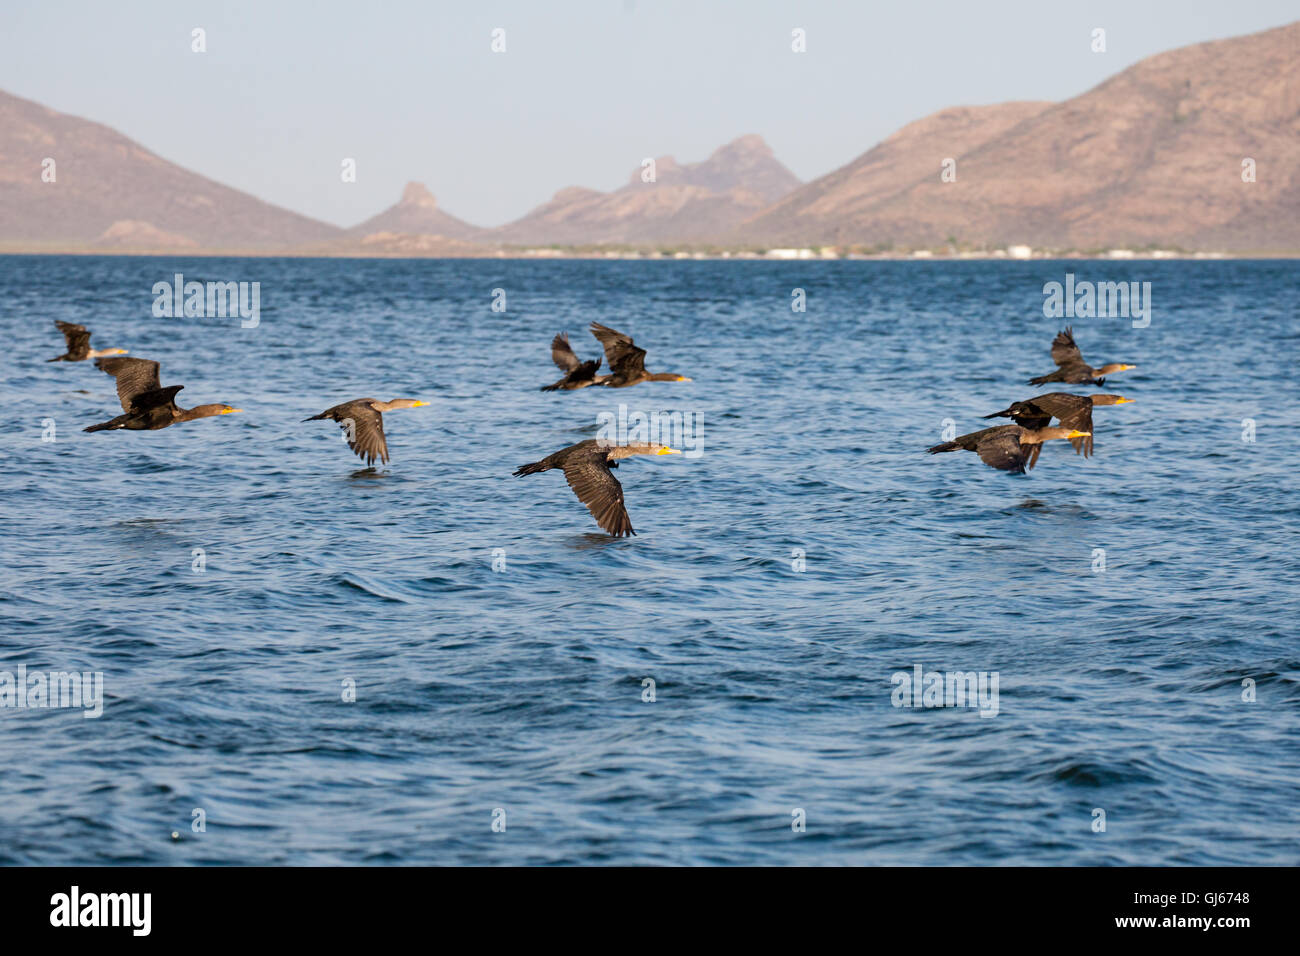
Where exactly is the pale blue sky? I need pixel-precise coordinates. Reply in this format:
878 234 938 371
1 1 1295 228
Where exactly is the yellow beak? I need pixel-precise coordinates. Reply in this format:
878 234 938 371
224 408 243 414
1068 430 1091 438
657 447 681 455
1116 397 1134 404
412 400 429 407
677 376 692 382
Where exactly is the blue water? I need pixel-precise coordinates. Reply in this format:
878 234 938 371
1 255 1297 865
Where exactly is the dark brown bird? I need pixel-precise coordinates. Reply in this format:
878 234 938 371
983 393 1133 458
304 398 428 467
927 424 1091 474
48 321 127 362
1028 326 1136 386
589 322 691 388
513 439 681 536
541 333 605 391
84 357 241 432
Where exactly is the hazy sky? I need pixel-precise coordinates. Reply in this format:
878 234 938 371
2 1 1295 228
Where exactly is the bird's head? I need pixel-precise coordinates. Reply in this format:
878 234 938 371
107 348 129 356
386 399 429 410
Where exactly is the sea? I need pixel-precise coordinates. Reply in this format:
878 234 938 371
1 254 1296 865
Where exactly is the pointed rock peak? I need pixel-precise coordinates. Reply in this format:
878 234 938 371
400 182 438 210
710 134 773 159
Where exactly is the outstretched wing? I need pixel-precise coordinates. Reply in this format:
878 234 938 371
590 322 646 375
976 430 1029 473
328 402 388 466
1027 393 1093 456
95 357 163 412
562 448 634 536
1050 327 1084 368
131 385 185 413
551 333 581 373
55 320 91 357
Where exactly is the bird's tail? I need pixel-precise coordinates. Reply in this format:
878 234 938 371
539 382 561 392
46 355 64 362
513 459 549 477
302 412 327 422
84 417 126 433
927 442 958 454
1027 372 1057 386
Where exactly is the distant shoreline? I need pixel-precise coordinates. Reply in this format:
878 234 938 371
2 246 1296 261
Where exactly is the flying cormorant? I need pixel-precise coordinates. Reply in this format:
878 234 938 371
84 357 240 432
983 393 1132 458
1028 327 1135 386
48 321 127 362
541 333 606 391
589 322 691 388
927 424 1091 474
513 439 681 536
304 398 428 467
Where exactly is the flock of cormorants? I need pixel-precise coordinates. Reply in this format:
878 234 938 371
48 319 691 537
928 326 1136 473
47 318 1135 534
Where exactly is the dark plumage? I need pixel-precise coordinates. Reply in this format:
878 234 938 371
540 333 605 391
513 439 681 536
927 424 1091 474
589 322 691 388
983 392 1133 458
84 357 241 432
304 398 427 467
1028 326 1136 386
48 320 127 362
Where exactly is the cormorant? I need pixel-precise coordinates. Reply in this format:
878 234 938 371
304 398 428 467
983 393 1133 458
513 439 681 536
589 322 691 388
1028 327 1135 386
541 333 605 391
84 357 240 432
48 321 127 362
927 425 1090 474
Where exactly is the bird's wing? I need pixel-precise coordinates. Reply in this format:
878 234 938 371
976 430 1029 472
1060 408 1094 457
590 322 646 374
1005 401 1052 431
95 357 162 412
130 385 185 413
568 357 601 382
551 333 581 373
1050 327 1084 368
562 449 634 536
337 403 389 466
1024 442 1043 471
55 321 91 355
1025 394 1091 455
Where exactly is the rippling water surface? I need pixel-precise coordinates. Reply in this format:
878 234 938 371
1 255 1297 865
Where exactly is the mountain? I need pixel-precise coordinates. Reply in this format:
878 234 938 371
0 89 341 250
492 134 801 245
738 21 1300 252
345 182 484 241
